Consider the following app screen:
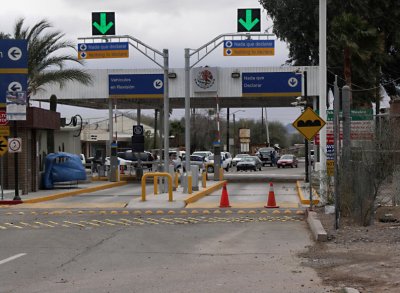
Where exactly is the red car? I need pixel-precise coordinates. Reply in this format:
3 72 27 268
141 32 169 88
276 154 298 168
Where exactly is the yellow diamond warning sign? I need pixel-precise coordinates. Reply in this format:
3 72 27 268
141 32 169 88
292 107 326 141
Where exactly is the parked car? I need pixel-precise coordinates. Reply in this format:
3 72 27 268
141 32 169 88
276 154 298 168
118 150 156 170
206 154 230 172
182 155 207 172
236 156 262 172
232 154 250 166
169 150 186 172
256 147 276 166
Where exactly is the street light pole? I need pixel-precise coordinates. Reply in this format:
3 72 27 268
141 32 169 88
226 108 230 152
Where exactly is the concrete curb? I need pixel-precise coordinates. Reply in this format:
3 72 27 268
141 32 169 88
22 181 128 204
343 288 360 293
184 180 227 205
296 180 320 205
306 210 328 242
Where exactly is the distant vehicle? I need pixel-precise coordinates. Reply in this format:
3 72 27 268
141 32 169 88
221 152 233 168
192 151 213 158
182 155 207 172
276 154 298 168
232 154 250 166
236 156 262 172
118 150 156 170
256 147 276 167
105 157 133 171
206 154 230 172
79 154 86 165
169 150 186 172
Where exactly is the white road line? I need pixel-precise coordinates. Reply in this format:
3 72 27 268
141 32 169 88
0 253 26 265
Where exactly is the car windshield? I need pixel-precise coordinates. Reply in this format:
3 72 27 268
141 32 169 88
242 157 254 162
280 155 293 160
235 154 248 158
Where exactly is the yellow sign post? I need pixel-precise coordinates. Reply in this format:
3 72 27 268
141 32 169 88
292 107 326 141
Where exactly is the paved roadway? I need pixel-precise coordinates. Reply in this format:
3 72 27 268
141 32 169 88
0 209 335 293
0 162 336 293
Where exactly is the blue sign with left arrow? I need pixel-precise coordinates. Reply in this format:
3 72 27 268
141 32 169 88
109 74 164 98
0 39 28 71
0 75 27 104
242 72 301 97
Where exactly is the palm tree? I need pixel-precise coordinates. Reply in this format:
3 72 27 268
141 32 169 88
0 18 92 99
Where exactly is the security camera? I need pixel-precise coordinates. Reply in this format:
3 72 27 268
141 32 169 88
296 96 303 101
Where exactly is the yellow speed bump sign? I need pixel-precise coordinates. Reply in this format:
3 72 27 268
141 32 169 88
0 136 8 156
292 107 326 141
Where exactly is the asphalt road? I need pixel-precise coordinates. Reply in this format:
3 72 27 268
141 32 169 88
0 211 335 293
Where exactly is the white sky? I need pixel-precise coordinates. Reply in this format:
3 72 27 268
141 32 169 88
1 0 301 125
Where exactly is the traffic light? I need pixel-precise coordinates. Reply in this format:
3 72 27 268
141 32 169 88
237 9 261 32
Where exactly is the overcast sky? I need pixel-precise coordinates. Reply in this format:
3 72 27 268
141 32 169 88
1 0 301 124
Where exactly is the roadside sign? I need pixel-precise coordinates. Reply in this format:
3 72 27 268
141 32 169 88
0 136 7 156
0 126 10 136
0 40 28 72
6 91 27 121
109 74 164 98
132 125 144 152
242 72 301 97
223 40 275 56
292 107 326 141
0 110 7 125
92 12 115 35
237 9 261 32
78 42 129 60
8 137 22 153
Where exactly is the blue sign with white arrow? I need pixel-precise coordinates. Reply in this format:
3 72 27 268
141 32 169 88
0 39 28 71
242 72 301 97
109 74 164 98
0 74 27 104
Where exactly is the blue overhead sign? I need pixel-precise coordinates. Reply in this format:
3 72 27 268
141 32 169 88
0 39 28 72
0 74 28 104
242 72 302 97
109 74 164 98
78 42 129 59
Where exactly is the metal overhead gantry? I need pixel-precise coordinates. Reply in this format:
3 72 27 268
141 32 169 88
77 35 171 172
184 33 274 172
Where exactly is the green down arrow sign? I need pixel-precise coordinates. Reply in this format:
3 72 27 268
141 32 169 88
237 9 261 32
92 12 115 35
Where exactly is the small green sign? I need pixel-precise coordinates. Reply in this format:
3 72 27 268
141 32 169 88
237 9 261 32
92 12 115 35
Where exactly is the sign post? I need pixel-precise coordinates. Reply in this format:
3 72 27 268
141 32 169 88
0 39 27 201
292 108 326 209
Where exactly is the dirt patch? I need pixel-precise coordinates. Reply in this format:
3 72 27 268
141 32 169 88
301 206 400 292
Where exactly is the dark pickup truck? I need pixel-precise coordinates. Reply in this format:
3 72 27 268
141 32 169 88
256 147 275 167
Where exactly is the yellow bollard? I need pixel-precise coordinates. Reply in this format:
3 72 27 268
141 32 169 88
154 176 158 195
219 167 224 181
188 175 192 194
174 172 179 189
202 171 207 188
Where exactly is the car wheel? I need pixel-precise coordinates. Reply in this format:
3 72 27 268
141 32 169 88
207 166 214 173
225 167 229 172
277 165 280 168
296 164 298 168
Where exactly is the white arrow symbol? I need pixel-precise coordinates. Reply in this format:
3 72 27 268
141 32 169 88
8 47 22 61
79 44 87 51
153 79 163 89
288 77 298 87
8 82 22 92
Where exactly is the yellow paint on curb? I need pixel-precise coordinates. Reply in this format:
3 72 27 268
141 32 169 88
184 180 227 205
191 210 199 214
202 210 210 214
133 210 142 215
238 210 246 214
156 210 164 214
179 210 188 215
272 210 281 214
260 210 268 214
22 181 128 204
168 210 176 215
145 210 153 215
296 181 320 205
284 209 292 214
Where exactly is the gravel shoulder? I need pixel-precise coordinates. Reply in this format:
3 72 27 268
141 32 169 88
300 206 400 293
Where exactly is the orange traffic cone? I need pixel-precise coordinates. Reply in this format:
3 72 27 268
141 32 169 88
264 182 279 208
219 182 231 208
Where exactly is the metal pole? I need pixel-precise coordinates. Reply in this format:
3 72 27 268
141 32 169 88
233 114 236 155
333 75 340 229
265 108 270 145
319 0 328 198
304 71 309 183
107 99 113 158
184 48 191 173
226 108 230 152
309 139 313 209
13 121 21 200
163 49 169 172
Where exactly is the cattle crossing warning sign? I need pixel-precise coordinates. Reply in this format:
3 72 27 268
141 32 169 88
292 107 326 141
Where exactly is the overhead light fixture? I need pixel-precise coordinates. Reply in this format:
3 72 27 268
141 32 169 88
231 72 241 78
168 72 177 79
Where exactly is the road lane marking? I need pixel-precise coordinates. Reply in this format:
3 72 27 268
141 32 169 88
0 253 26 265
